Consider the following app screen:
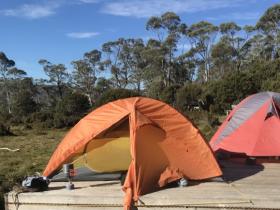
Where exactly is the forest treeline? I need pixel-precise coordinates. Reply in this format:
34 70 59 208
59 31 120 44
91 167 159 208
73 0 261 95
0 4 280 134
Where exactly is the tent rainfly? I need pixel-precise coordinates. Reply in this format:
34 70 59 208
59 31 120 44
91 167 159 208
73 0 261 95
210 92 280 156
43 97 222 210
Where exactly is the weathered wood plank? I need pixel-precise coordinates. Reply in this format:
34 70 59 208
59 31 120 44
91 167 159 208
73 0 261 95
6 160 280 209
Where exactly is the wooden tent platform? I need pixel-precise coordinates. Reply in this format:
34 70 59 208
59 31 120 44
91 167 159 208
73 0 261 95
5 159 280 210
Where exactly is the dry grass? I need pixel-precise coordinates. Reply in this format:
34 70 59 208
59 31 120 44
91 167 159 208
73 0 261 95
0 128 67 209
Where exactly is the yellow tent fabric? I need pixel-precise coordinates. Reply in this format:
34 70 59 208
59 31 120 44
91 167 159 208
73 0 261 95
72 120 131 172
73 136 131 172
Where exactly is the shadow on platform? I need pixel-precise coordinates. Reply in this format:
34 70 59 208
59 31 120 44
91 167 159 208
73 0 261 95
219 158 264 182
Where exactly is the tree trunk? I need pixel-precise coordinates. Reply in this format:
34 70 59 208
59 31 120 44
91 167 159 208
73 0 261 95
6 90 11 114
3 78 12 114
137 79 141 93
86 93 93 107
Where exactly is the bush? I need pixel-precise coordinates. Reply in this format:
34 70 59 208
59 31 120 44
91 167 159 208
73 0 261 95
53 113 81 128
204 71 260 114
29 111 53 123
32 121 54 130
184 111 221 141
11 90 38 123
176 83 203 112
0 110 11 122
185 110 208 124
95 88 140 108
207 113 221 127
0 123 12 136
56 92 90 115
199 123 216 141
159 85 181 106
145 80 165 99
27 111 54 129
53 92 90 128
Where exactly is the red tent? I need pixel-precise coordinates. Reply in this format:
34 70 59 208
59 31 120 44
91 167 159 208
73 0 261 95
210 92 280 156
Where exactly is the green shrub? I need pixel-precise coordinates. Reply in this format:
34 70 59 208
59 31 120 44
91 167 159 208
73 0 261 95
53 92 90 128
10 90 38 125
185 110 208 124
27 111 54 129
56 92 90 115
176 83 203 112
145 80 164 99
207 113 221 127
95 88 140 108
29 111 54 123
0 111 11 125
204 71 261 114
199 123 216 141
159 85 181 106
0 123 12 136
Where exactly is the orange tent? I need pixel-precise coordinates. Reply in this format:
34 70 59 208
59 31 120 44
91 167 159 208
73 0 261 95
43 97 221 209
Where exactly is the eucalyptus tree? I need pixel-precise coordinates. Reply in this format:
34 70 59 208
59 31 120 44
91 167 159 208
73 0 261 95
175 50 197 83
187 21 219 82
141 39 166 92
211 38 235 78
102 38 145 89
146 12 184 42
102 39 127 88
124 39 146 92
220 22 241 42
38 59 68 99
95 77 112 93
146 12 187 87
218 22 255 72
0 52 26 113
256 4 280 59
12 78 38 120
243 34 269 63
84 50 103 80
146 15 165 42
72 49 102 105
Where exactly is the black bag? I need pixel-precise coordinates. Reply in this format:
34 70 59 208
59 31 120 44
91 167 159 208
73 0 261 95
22 176 49 192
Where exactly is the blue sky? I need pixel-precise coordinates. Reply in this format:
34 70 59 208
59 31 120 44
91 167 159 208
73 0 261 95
0 0 279 78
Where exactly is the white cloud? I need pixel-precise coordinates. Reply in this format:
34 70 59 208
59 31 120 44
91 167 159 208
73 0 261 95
66 32 100 38
78 0 100 3
67 0 102 6
230 12 260 20
208 12 260 22
101 0 244 18
1 2 60 19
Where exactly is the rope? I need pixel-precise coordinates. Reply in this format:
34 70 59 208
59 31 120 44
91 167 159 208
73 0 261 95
11 187 23 210
0 147 20 152
6 201 280 209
